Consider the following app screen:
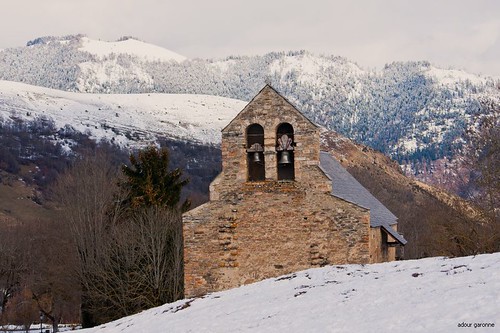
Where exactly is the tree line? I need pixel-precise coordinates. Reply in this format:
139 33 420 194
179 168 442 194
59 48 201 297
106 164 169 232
1 145 190 329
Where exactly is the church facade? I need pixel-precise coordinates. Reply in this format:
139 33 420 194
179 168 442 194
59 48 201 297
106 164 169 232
183 85 406 297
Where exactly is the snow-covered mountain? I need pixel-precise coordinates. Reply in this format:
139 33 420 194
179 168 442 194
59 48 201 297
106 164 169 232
79 36 186 63
78 252 500 333
0 79 482 259
0 80 246 148
1 34 499 192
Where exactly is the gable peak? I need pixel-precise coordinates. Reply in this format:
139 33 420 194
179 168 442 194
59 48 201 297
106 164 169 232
222 84 318 133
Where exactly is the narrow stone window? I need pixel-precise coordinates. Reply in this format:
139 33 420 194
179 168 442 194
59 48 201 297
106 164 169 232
276 123 295 180
246 124 265 181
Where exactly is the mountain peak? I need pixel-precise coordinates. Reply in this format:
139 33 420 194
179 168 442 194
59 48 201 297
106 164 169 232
79 36 186 62
26 34 85 46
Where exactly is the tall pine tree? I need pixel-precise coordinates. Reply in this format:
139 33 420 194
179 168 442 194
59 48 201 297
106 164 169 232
121 146 190 211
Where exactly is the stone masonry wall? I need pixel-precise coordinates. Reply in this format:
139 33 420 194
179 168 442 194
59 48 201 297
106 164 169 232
220 85 320 187
369 227 397 263
183 86 372 297
184 166 370 297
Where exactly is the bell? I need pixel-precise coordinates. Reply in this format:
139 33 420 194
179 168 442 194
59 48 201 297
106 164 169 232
252 152 262 163
278 151 292 164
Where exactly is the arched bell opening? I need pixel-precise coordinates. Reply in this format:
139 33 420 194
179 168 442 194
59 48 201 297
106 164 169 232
276 123 295 180
246 124 265 181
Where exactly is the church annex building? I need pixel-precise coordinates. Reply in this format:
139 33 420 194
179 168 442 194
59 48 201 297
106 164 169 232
183 85 406 297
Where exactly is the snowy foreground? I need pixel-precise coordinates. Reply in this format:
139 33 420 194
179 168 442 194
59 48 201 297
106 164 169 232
80 253 499 333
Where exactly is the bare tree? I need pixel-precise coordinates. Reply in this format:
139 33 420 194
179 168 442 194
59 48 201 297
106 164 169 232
132 207 184 305
0 223 29 319
52 149 120 327
456 102 500 254
468 106 499 223
434 102 500 256
1 286 38 331
75 207 183 323
53 147 186 326
26 219 80 332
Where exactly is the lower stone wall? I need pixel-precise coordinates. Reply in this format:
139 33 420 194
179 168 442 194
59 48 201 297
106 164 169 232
369 227 397 263
183 171 371 297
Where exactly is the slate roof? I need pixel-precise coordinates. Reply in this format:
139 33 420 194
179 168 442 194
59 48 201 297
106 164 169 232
319 151 407 245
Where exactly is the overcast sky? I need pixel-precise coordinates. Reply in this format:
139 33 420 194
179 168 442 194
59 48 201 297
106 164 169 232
2 0 500 76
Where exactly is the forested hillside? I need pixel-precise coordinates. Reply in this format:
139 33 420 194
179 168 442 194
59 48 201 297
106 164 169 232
1 35 499 193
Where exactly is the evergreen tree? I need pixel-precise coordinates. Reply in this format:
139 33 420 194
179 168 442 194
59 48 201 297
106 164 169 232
121 146 190 211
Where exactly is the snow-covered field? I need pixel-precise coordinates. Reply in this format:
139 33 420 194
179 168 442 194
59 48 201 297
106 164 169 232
0 80 246 146
79 253 499 333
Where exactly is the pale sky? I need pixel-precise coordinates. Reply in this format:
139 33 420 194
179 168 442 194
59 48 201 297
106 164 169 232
2 0 500 76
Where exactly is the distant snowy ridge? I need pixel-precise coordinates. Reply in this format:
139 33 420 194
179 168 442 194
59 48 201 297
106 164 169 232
77 36 186 93
3 36 498 160
79 252 500 333
79 36 186 62
427 66 491 87
0 80 246 147
1 34 500 186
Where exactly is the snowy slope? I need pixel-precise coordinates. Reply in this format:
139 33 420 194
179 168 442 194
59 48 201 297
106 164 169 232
79 37 186 62
2 35 499 161
2 35 500 191
268 51 365 85
79 253 500 333
76 37 187 93
427 66 491 87
0 80 246 147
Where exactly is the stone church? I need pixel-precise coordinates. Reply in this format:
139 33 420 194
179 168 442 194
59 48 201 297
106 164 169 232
183 85 406 297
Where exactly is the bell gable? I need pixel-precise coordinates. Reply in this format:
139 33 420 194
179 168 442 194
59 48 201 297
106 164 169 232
220 85 321 182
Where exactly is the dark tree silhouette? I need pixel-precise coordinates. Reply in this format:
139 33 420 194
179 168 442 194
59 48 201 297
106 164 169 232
121 146 190 211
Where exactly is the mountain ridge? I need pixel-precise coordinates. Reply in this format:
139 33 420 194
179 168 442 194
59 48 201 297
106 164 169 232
79 36 186 62
1 34 499 194
0 78 488 257
0 79 246 147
